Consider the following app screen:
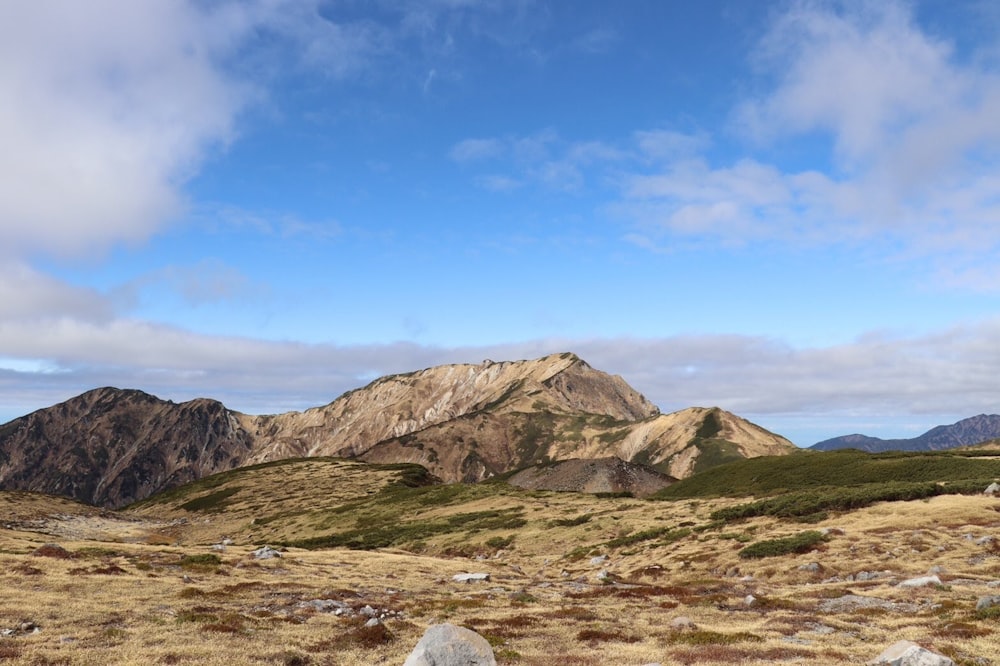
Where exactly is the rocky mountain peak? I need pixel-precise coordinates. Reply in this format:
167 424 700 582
0 353 796 507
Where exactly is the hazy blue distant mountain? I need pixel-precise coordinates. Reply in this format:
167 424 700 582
812 414 1000 452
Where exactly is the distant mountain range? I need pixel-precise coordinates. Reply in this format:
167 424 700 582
0 353 796 508
811 414 1000 452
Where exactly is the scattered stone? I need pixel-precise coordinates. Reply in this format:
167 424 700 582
221 538 233 546
403 623 496 666
805 622 836 635
822 528 846 537
928 566 946 575
299 599 351 613
783 636 812 645
984 482 1000 496
596 569 611 582
868 640 955 666
1 622 40 638
360 605 377 617
819 594 919 614
897 575 941 589
251 546 282 560
211 543 226 552
364 617 381 628
452 573 490 584
798 562 823 573
975 536 995 546
670 616 697 631
589 555 608 566
744 594 757 607
975 595 1000 612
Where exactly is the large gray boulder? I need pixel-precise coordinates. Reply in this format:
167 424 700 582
403 623 496 666
868 640 954 666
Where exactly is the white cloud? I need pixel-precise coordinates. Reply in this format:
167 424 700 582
613 0 1000 283
450 138 506 162
0 263 113 322
0 0 255 259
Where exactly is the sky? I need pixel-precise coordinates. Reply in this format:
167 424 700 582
2 0 1000 446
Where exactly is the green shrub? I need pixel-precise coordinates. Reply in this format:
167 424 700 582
738 531 828 559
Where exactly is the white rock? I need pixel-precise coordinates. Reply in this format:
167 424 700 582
251 546 281 560
670 616 697 631
984 482 1000 495
867 640 955 666
897 575 941 589
452 573 490 583
589 555 608 566
403 623 496 666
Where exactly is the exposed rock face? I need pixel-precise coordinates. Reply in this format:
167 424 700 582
0 353 796 507
506 457 676 498
247 353 658 462
0 388 254 508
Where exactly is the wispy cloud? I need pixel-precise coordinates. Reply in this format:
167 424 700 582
450 138 506 162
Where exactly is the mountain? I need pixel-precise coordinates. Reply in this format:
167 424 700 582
0 353 796 507
811 414 1000 452
0 387 254 508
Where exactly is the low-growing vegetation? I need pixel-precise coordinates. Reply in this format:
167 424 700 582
737 531 828 559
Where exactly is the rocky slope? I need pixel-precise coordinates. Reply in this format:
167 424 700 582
0 387 255 508
505 457 676 498
812 414 1000 452
0 353 796 507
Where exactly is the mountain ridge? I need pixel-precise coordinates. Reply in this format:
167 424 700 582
811 414 1000 452
0 353 795 507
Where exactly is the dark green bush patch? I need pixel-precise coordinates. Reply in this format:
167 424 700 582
738 531 828 559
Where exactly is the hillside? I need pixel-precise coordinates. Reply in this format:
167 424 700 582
2 453 1000 664
0 387 255 507
0 353 796 508
504 457 675 498
812 414 1000 452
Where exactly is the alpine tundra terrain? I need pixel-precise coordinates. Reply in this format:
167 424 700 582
2 449 1000 665
0 353 794 508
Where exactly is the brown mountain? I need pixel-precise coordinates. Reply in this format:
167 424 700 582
0 387 254 508
0 353 796 507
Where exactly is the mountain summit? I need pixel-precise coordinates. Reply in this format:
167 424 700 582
0 353 795 507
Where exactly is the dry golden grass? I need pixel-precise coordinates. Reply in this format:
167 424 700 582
2 465 1000 664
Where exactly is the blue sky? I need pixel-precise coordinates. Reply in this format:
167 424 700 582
2 0 1000 446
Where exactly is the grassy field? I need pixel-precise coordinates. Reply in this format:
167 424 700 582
1 455 1000 664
